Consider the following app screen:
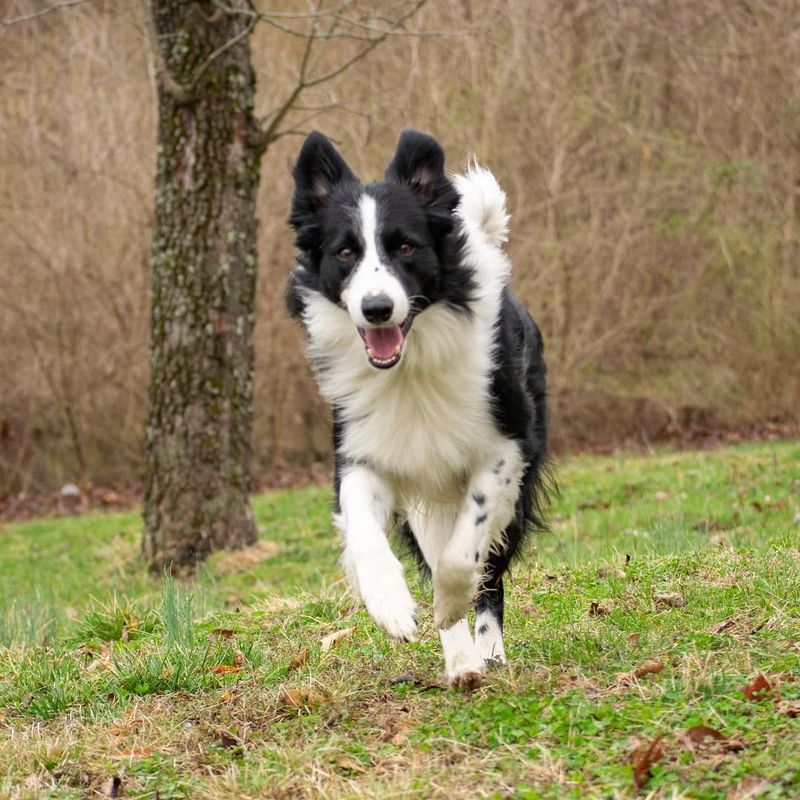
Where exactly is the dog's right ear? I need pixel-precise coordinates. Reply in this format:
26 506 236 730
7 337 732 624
291 131 357 210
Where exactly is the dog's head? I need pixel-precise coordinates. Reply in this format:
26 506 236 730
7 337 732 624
288 129 467 369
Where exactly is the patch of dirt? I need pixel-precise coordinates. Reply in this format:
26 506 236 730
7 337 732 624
211 540 281 575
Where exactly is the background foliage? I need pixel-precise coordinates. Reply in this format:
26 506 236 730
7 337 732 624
1 0 799 490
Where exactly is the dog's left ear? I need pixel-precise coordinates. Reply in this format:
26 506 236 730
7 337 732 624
385 129 454 207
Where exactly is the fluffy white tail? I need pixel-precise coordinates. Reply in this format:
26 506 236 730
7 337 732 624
452 163 509 247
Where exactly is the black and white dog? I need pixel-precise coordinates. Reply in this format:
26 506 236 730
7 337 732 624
286 130 548 688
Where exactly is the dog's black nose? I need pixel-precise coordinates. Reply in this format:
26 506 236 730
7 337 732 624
361 293 394 324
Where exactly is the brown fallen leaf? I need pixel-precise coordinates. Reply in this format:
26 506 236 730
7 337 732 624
287 648 309 671
518 604 542 617
711 618 736 634
727 776 770 799
632 737 664 791
633 660 664 678
388 671 417 686
654 592 686 608
683 725 743 753
212 664 241 675
110 747 153 760
218 729 240 749
618 660 663 686
742 673 774 702
778 700 800 717
218 689 238 703
597 565 625 579
321 626 356 653
627 633 641 644
211 628 235 639
589 601 610 616
333 754 366 774
281 687 324 711
234 650 246 667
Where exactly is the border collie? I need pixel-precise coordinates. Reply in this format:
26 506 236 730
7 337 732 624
286 130 548 688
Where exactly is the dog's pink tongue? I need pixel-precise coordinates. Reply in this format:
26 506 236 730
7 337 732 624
364 326 403 359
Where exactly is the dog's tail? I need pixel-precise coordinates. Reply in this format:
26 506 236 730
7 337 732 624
452 162 509 248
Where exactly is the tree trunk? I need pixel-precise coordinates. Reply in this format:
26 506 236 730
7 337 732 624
143 0 260 571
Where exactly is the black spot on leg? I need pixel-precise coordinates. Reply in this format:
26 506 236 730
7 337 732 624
491 458 506 475
505 478 511 485
472 491 486 506
474 551 480 562
477 623 489 636
475 512 488 526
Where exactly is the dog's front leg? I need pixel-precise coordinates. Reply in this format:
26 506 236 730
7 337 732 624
337 465 417 641
433 441 524 631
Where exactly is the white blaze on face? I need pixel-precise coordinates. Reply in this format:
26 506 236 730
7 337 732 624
342 193 409 329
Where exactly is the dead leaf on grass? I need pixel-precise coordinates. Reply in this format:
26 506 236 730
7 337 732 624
597 565 626 578
211 664 241 675
321 626 356 652
654 592 686 608
218 689 238 703
218 729 240 749
589 601 610 616
778 700 800 717
281 687 324 711
711 618 736 634
211 628 235 639
110 747 153 760
742 673 774 702
619 661 664 685
633 660 664 678
388 671 416 686
627 633 641 644
683 725 743 753
727 776 770 799
333 754 366 774
519 603 542 617
631 736 664 791
287 648 309 671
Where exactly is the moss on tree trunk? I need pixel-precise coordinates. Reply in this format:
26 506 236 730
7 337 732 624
143 0 261 571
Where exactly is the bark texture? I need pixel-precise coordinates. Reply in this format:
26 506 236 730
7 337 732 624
143 0 261 571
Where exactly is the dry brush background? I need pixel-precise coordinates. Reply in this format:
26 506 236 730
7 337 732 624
1 0 799 492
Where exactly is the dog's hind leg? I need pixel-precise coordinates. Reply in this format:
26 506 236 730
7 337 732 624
474 549 509 664
338 466 417 641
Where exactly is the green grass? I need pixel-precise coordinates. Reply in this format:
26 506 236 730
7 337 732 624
0 440 798 798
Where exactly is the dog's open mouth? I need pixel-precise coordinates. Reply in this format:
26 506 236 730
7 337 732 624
358 317 413 369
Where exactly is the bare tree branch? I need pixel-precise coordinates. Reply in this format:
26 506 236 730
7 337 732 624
247 0 427 151
0 0 94 31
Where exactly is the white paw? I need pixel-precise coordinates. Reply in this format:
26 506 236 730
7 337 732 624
433 556 479 630
354 555 418 641
476 636 507 665
475 615 507 664
443 639 485 690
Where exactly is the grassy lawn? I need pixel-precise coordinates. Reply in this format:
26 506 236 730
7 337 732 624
1 440 799 798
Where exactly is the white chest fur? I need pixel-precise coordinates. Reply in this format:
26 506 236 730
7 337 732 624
302 293 504 504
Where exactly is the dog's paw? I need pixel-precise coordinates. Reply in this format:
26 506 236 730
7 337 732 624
445 648 485 691
433 558 478 630
356 557 418 641
449 669 484 691
475 623 507 665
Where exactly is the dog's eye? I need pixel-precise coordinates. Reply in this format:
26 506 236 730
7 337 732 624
396 243 414 256
337 248 354 263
